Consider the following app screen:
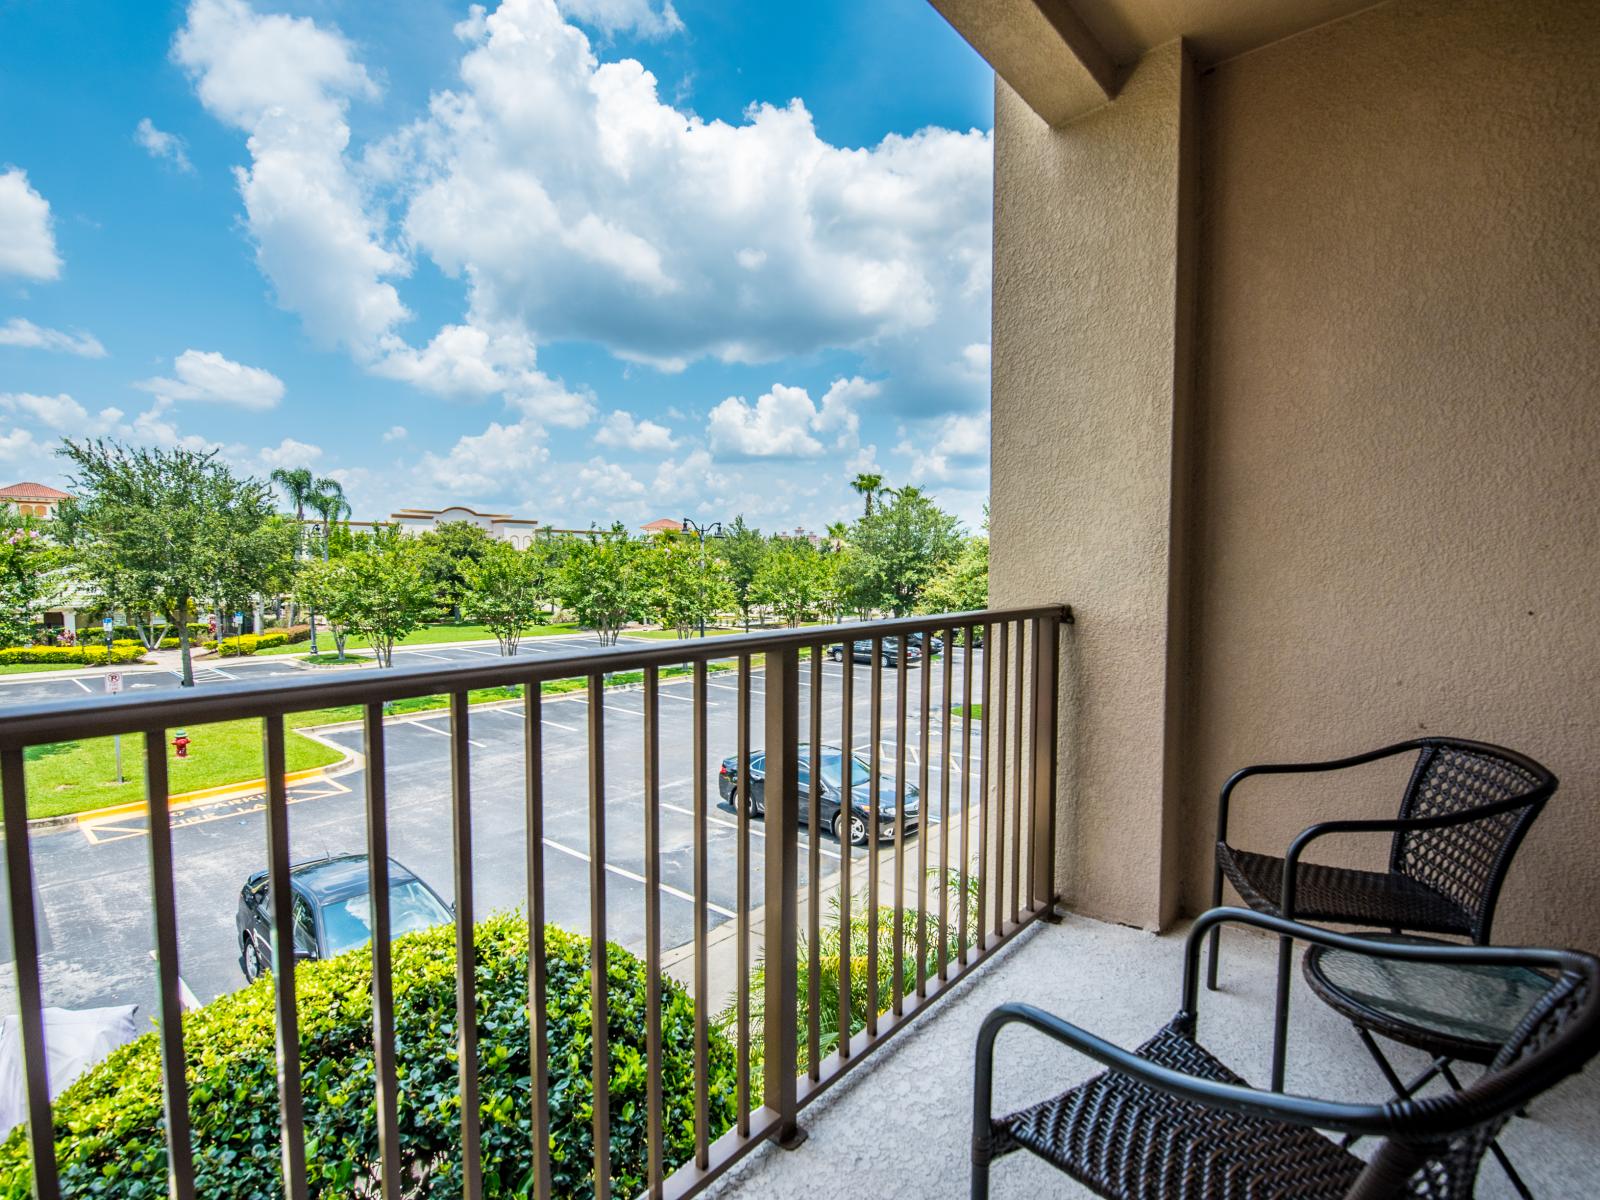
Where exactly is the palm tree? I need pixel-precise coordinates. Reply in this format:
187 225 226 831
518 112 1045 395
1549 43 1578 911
271 467 316 624
824 520 849 551
307 477 351 559
850 472 884 518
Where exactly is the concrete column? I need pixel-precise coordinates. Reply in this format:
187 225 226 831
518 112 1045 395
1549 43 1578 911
990 41 1197 929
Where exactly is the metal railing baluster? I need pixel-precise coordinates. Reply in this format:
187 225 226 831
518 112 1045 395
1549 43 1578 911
644 666 664 1198
262 716 309 1200
893 640 908 1016
959 624 976 965
807 645 822 1082
938 631 954 980
1 747 60 1200
762 646 802 1148
450 692 483 1199
1011 621 1026 926
524 682 554 1200
692 661 711 1169
868 639 882 1033
144 727 196 1200
837 641 854 1059
362 705 401 1199
735 653 751 1137
993 623 1009 939
587 672 612 1200
916 628 932 999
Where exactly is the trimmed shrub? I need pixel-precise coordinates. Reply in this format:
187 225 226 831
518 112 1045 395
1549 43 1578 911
0 645 144 666
207 632 290 657
0 916 736 1197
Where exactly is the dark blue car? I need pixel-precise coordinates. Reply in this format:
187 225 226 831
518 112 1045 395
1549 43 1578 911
719 745 920 845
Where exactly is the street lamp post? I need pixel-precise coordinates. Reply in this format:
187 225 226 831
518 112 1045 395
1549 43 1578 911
681 516 724 637
307 521 323 655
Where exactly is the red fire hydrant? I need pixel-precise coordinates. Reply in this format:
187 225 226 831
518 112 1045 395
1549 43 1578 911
173 731 191 759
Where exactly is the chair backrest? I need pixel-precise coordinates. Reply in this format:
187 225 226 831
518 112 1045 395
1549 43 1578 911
1349 948 1598 1199
1389 739 1555 941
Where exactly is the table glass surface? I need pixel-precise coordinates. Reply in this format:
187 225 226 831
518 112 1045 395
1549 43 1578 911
1310 936 1554 1049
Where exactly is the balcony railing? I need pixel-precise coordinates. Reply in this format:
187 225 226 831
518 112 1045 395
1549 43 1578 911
0 605 1066 1199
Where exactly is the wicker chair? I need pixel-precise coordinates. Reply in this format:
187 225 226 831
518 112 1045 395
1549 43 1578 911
1206 737 1555 1089
972 909 1598 1200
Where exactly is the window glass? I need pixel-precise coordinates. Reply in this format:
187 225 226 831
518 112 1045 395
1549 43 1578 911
817 751 871 790
319 880 453 956
290 894 317 954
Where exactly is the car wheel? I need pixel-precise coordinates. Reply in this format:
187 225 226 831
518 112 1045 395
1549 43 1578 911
241 934 265 982
831 810 869 846
746 790 764 818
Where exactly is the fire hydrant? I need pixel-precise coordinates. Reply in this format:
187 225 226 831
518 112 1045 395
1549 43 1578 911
173 731 191 759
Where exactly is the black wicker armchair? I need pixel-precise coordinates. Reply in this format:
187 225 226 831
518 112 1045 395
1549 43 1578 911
972 909 1598 1200
1207 737 1555 1089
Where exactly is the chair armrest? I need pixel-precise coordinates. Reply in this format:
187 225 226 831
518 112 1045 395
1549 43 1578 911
1215 741 1422 847
973 1001 1397 1145
1279 793 1539 915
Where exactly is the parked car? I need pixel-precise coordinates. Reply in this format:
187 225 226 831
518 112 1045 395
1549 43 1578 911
905 630 944 656
718 745 920 845
236 854 453 982
827 636 922 667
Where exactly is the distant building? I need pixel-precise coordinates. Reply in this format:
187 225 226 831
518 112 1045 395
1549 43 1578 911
641 517 684 535
389 505 544 549
0 481 70 519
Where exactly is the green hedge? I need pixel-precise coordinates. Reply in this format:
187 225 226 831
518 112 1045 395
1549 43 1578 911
0 916 736 1198
204 632 290 657
0 645 144 666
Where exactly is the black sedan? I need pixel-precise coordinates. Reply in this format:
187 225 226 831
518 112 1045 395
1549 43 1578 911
236 854 453 981
719 745 920 845
827 637 922 667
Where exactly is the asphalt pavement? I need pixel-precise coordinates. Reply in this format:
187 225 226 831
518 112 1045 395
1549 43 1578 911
2 642 988 1026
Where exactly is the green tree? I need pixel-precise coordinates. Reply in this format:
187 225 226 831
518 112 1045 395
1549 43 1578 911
462 541 549 655
645 531 733 638
56 441 289 685
920 535 988 614
719 516 767 631
753 535 824 626
843 485 962 616
270 465 317 625
419 520 497 622
296 529 436 667
555 525 646 644
849 472 884 518
0 510 65 647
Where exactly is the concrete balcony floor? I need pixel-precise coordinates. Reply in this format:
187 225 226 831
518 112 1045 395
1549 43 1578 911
706 913 1599 1199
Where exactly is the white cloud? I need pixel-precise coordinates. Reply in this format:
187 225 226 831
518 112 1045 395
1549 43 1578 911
0 318 105 358
382 424 407 442
595 408 675 452
554 0 683 39
173 0 407 359
0 392 88 431
0 169 62 281
0 426 44 464
894 412 989 483
135 118 195 173
421 418 550 493
707 377 875 460
136 349 286 410
257 437 323 469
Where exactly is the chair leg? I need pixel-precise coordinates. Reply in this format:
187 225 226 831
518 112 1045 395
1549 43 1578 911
1270 934 1293 1091
1205 864 1224 991
1439 1062 1535 1200
971 1158 991 1200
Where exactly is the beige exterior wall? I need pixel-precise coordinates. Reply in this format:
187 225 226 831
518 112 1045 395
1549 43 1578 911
990 0 1600 947
1183 0 1600 950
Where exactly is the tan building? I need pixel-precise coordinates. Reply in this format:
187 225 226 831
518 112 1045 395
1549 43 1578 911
0 481 70 519
930 0 1600 952
388 505 544 549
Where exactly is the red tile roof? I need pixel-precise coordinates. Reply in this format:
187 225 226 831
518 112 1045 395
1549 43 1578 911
0 482 70 501
641 517 683 532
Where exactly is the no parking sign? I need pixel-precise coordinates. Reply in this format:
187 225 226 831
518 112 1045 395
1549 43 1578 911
104 671 123 694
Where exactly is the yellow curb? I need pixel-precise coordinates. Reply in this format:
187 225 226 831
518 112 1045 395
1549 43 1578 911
73 760 356 828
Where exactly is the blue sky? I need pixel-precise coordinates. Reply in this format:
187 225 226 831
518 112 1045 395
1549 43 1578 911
0 0 993 532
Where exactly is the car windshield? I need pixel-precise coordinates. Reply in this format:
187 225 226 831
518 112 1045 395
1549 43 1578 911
813 750 873 790
319 879 452 955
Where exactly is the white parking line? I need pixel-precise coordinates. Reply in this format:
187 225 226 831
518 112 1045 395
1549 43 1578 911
458 646 503 659
405 718 487 749
657 798 843 862
71 677 93 694
541 837 738 919
396 649 453 662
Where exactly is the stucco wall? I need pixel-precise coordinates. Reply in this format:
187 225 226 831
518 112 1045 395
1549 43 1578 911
1184 0 1600 949
990 43 1193 929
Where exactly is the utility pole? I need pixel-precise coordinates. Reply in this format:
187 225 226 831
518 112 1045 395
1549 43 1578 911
307 521 322 655
681 516 724 637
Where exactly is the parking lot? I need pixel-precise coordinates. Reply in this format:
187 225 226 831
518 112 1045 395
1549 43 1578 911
3 640 988 1021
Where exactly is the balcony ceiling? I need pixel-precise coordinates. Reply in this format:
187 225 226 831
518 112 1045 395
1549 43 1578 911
927 0 1384 125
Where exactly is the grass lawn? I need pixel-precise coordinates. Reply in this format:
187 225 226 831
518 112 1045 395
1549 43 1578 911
950 703 985 720
20 656 744 821
257 621 581 655
23 720 345 820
